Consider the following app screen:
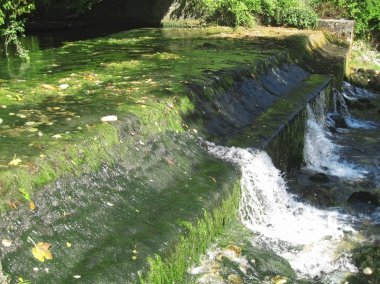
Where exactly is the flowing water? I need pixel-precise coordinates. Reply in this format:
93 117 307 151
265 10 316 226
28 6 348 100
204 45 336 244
1 26 379 283
190 83 380 284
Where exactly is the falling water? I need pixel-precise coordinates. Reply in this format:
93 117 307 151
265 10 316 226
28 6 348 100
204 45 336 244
304 92 367 178
333 88 377 129
206 143 358 281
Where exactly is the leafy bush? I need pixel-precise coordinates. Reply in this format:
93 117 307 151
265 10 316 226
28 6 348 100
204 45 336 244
206 0 257 27
274 7 318 29
311 0 380 42
0 0 35 59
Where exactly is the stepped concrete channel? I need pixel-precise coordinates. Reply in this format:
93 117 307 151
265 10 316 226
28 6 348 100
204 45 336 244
0 27 348 283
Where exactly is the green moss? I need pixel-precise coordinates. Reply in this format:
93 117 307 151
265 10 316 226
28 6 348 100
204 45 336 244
141 182 240 284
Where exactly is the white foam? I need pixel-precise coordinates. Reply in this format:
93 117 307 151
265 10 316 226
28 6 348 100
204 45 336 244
346 117 377 129
304 99 367 179
207 143 358 280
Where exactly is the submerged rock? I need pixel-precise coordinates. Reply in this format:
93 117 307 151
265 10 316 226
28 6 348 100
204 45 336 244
363 267 373 275
101 115 118 122
348 191 380 206
329 114 347 128
309 173 330 183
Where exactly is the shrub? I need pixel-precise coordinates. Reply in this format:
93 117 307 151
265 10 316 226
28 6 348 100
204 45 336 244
311 0 380 42
275 7 318 29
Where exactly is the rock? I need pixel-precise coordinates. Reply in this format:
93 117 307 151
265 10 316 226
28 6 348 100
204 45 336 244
329 114 347 128
348 191 379 206
309 173 330 183
59 83 70 90
363 267 373 275
101 115 118 122
358 98 371 104
1 239 12 247
227 274 243 284
303 187 336 207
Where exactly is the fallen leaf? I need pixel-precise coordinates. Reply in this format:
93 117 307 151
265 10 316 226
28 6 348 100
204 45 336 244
226 245 242 256
66 242 72 248
52 134 62 139
7 200 18 209
209 176 217 183
272 275 287 284
29 201 36 211
73 275 81 279
8 155 22 166
32 242 53 262
132 255 138 260
1 239 12 247
165 158 174 166
40 84 57 90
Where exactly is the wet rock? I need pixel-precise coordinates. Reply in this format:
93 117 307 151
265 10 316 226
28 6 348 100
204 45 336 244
329 114 347 128
309 173 330 183
101 115 118 122
363 267 373 275
227 274 243 283
304 187 336 207
348 191 380 206
358 98 371 104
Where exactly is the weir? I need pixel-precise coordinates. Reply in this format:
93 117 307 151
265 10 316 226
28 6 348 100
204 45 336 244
1 28 379 284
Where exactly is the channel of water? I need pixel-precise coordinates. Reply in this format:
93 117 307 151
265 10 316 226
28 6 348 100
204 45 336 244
0 28 379 283
190 83 380 284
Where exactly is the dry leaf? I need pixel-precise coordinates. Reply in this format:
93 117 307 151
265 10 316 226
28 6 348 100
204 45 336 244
8 155 22 166
209 176 217 183
165 158 174 166
32 242 53 262
29 201 36 211
7 200 18 209
40 84 57 90
1 239 12 247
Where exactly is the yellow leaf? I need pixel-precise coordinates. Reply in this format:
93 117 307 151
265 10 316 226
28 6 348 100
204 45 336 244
40 84 57 90
29 201 36 211
8 155 22 166
32 242 53 262
66 242 72 248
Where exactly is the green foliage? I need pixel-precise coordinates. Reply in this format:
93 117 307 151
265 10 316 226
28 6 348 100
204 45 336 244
0 0 35 60
311 0 380 41
35 0 103 18
141 183 240 283
259 0 318 29
175 0 318 29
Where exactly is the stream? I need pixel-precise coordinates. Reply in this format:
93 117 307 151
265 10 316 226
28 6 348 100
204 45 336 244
0 28 379 284
190 83 380 284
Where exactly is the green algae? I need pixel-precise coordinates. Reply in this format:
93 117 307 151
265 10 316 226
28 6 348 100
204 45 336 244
0 27 283 209
141 181 240 284
227 74 330 149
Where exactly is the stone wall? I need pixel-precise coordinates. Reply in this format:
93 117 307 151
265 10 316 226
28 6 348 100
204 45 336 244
318 19 355 46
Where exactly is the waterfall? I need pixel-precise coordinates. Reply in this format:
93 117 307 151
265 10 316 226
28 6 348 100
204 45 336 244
334 85 377 129
303 92 367 178
206 143 358 281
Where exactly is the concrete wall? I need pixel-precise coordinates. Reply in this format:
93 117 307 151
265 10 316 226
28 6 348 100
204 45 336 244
318 19 355 46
